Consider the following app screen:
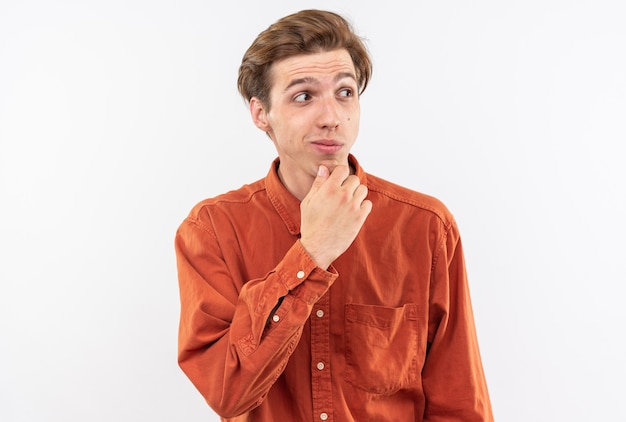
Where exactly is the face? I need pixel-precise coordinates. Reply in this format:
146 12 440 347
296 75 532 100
250 49 361 197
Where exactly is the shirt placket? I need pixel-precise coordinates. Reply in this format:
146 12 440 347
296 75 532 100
310 291 332 421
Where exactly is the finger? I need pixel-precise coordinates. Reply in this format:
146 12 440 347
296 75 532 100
327 164 351 185
307 165 330 195
360 199 373 214
353 184 369 202
341 174 362 192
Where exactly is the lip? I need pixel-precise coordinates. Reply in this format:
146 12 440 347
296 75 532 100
310 140 343 154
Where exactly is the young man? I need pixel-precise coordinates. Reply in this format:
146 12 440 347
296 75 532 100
175 9 493 421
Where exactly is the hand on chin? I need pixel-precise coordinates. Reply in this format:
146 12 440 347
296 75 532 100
317 157 351 175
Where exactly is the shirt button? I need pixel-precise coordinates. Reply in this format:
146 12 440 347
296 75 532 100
316 362 325 370
272 315 280 322
316 309 324 318
320 413 328 421
296 270 305 279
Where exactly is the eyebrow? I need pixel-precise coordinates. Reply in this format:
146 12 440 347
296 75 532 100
284 72 357 92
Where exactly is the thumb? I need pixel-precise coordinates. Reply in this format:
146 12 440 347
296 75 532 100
309 165 329 194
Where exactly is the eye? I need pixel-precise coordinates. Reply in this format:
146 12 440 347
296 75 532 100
294 92 311 102
338 88 354 98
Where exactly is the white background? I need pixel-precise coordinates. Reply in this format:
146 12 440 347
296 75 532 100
1 1 625 421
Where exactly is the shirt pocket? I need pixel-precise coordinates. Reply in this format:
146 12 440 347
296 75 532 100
344 303 419 394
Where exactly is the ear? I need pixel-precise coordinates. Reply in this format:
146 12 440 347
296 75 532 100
249 97 271 132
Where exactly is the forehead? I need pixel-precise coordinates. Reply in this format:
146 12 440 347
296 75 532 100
269 49 356 90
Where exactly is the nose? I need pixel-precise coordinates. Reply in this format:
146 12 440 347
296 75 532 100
317 96 340 130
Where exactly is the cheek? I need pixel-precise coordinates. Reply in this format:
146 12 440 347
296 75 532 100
348 111 360 128
348 103 360 123
347 112 360 141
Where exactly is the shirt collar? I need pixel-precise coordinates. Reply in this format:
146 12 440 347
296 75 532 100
265 154 367 236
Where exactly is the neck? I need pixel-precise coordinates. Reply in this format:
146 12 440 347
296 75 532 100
276 165 312 201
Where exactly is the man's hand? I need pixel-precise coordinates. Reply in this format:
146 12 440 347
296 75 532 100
300 164 372 270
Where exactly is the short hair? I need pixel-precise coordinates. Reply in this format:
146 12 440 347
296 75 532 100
237 9 372 106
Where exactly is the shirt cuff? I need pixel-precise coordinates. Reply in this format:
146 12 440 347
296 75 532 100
275 240 338 301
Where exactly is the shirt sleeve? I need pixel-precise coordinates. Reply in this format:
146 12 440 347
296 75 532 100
175 216 337 418
422 219 494 421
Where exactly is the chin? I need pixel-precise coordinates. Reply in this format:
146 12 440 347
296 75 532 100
319 157 347 171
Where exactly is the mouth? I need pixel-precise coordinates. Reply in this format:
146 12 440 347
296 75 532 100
310 140 343 154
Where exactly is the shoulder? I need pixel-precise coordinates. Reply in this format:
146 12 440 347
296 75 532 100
365 172 454 227
185 177 267 222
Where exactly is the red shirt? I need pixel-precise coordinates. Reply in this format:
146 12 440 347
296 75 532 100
175 155 493 421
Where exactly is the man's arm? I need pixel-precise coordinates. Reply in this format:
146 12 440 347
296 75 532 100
422 220 494 421
176 220 336 418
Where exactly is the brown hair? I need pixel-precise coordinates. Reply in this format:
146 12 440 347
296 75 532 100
237 9 372 106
